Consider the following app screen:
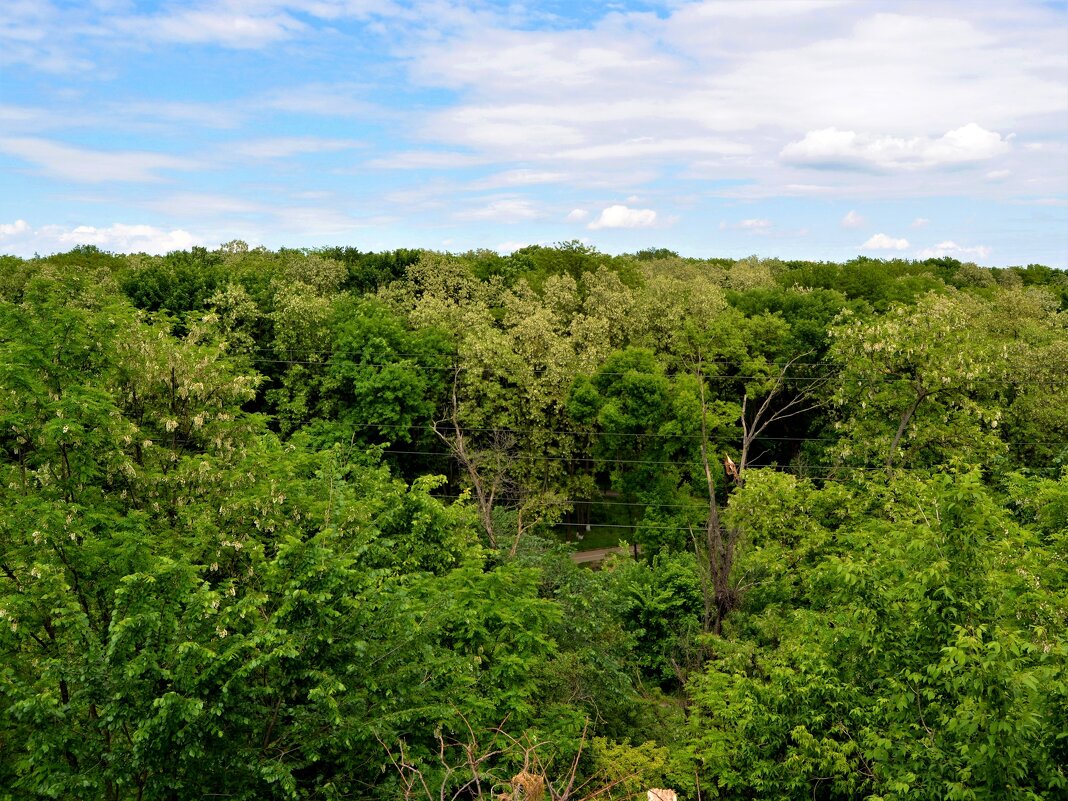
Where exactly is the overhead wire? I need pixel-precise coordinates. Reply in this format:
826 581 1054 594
240 354 1068 384
307 419 1068 448
247 347 841 369
378 448 1065 473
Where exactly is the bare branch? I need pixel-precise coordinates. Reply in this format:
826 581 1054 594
739 354 829 475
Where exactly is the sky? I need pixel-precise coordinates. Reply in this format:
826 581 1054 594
1 0 1066 266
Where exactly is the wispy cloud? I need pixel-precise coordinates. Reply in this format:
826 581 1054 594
685 0 847 19
841 210 865 228
367 151 488 170
0 1 1064 266
0 0 96 73
145 192 267 218
106 1 419 51
721 218 772 232
112 100 246 130
0 138 200 183
408 7 1060 191
457 198 541 222
116 7 307 49
469 170 567 190
259 83 388 118
230 137 364 159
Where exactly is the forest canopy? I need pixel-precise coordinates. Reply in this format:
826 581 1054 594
1 243 1066 800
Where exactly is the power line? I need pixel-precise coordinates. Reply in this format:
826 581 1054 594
551 521 692 533
317 420 1068 448
418 493 721 533
249 347 841 368
246 358 834 381
240 356 1068 385
6 352 1064 385
427 493 705 511
379 448 1066 473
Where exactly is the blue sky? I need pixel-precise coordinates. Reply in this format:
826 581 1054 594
1 0 1066 266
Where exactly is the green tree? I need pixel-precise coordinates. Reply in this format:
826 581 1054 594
830 288 1066 472
688 472 1068 800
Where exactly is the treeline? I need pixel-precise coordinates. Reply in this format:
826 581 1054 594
0 242 1065 800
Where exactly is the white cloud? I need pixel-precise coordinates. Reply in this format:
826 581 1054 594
119 8 307 49
985 169 1011 180
457 199 540 222
268 205 369 236
566 209 589 222
0 0 96 73
587 204 657 230
0 220 200 256
0 137 199 182
410 8 1061 170
260 83 385 118
112 100 245 130
1 2 1065 260
687 0 846 19
146 192 266 217
0 219 31 237
721 218 772 232
367 151 488 170
0 100 243 137
231 137 363 159
469 170 567 190
841 210 864 228
696 13 1064 133
110 2 418 51
917 241 992 260
384 2 1066 221
554 137 750 162
861 233 910 250
784 184 833 194
781 124 1012 171
911 217 930 228
59 224 198 251
0 104 50 128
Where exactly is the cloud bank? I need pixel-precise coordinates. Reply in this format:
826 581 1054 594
0 220 200 257
781 124 1011 171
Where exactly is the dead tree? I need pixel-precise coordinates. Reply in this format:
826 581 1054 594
693 358 735 636
435 368 510 549
692 354 827 635
738 353 830 480
434 366 558 555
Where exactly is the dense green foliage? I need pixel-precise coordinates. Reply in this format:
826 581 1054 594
1 244 1065 799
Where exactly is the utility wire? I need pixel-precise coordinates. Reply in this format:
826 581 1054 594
249 347 842 368
425 493 709 511
378 448 1065 473
242 356 1068 385
318 420 1068 448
